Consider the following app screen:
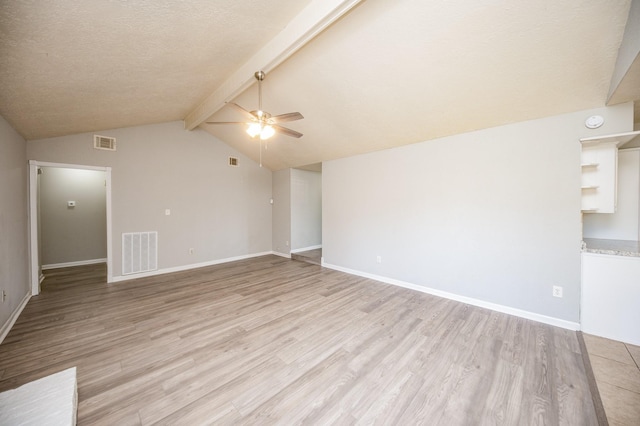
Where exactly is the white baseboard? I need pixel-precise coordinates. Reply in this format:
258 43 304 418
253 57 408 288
272 251 292 259
110 251 275 283
42 258 107 270
322 262 580 331
290 245 322 254
0 291 31 345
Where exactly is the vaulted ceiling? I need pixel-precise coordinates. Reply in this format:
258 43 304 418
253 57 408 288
1 0 637 170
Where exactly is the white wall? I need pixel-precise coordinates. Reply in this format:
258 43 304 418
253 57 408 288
583 148 640 240
0 115 30 334
27 121 272 279
40 168 107 266
323 103 633 324
291 169 322 251
272 169 291 256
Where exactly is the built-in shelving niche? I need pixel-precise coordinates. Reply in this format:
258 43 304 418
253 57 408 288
580 130 640 214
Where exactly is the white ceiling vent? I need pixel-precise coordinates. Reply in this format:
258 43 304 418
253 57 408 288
94 135 116 151
229 157 239 167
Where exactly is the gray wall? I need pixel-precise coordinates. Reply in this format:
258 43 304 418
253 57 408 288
0 115 29 331
291 169 322 251
272 168 291 256
40 167 107 266
27 121 272 279
323 103 633 323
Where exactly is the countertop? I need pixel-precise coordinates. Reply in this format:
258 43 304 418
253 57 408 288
583 238 640 257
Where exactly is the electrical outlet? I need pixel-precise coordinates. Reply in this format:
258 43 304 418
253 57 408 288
285 241 289 246
552 286 563 298
376 256 382 264
189 248 194 255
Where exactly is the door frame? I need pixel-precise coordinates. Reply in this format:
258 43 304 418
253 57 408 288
28 160 113 295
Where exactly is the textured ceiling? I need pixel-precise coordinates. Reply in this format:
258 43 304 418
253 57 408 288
1 0 637 170
203 0 634 170
0 0 311 139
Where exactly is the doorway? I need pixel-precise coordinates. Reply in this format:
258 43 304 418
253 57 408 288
28 161 113 295
290 164 322 264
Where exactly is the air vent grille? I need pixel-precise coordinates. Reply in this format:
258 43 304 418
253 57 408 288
229 157 239 167
122 231 157 275
94 135 116 151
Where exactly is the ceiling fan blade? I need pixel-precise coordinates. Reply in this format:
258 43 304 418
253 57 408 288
205 121 248 125
272 124 303 138
226 102 257 120
269 112 304 123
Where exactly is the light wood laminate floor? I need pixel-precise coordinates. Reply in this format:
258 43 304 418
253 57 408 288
0 256 597 425
291 249 322 266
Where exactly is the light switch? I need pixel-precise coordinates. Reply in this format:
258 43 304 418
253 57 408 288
165 209 171 216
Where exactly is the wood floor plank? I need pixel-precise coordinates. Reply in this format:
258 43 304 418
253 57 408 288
0 257 598 424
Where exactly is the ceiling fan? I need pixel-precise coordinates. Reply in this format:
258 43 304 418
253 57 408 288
206 71 303 140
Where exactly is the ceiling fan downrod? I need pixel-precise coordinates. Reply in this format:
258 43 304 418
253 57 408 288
255 71 265 115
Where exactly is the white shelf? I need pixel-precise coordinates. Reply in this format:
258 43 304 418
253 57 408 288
580 140 618 214
581 208 599 213
580 130 640 148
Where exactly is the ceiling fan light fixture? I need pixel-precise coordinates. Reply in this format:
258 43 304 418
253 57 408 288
247 122 262 138
246 123 275 140
260 125 275 140
208 71 303 142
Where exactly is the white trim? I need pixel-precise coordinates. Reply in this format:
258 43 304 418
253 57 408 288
42 258 107 270
272 251 292 259
290 245 322 254
110 251 274 283
28 164 39 295
105 168 113 283
0 292 31 345
39 274 45 284
28 160 108 172
322 262 581 331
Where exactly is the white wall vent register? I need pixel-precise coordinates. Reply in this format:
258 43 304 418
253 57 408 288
122 231 157 275
93 135 116 151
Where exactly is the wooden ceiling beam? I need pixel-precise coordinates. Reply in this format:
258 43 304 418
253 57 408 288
183 0 363 131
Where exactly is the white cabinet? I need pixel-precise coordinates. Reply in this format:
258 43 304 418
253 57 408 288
580 131 640 214
583 149 640 240
580 142 617 213
582 252 640 346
